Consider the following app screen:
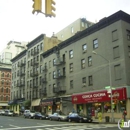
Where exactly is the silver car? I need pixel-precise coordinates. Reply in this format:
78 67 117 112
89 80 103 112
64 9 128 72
49 113 67 121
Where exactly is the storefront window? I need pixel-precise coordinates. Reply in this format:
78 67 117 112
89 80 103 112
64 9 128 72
118 100 126 113
103 101 117 113
77 104 83 114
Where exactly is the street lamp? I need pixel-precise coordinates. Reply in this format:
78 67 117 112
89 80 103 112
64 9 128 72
92 51 114 122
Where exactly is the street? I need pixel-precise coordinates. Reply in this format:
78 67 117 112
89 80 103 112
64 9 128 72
0 115 128 130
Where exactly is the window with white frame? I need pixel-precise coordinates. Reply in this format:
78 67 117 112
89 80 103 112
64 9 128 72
82 77 86 87
82 44 87 53
93 39 98 49
53 71 56 78
88 56 92 66
81 59 85 69
70 63 73 72
53 58 56 65
69 50 73 59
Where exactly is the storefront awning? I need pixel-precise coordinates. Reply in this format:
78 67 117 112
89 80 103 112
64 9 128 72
0 103 9 106
40 99 53 106
72 87 127 104
31 99 41 106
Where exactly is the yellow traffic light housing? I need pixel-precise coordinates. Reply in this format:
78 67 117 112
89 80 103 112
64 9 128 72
45 0 56 17
32 0 42 14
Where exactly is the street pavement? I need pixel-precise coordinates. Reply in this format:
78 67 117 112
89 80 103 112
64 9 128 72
0 115 129 130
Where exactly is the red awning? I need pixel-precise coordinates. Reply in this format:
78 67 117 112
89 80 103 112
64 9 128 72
72 87 127 104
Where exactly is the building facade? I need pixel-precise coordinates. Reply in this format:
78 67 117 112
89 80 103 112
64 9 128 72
41 10 130 119
0 41 27 64
10 34 61 114
0 63 11 109
55 18 94 41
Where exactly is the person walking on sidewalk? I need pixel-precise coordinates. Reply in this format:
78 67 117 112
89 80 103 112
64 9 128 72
122 109 127 121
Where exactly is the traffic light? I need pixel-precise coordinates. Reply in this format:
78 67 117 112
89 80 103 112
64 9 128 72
32 0 42 14
45 0 56 17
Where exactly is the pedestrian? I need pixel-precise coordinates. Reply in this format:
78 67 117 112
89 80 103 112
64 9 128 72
97 110 102 122
122 109 127 121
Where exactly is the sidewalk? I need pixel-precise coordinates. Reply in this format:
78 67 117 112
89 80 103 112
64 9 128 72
92 118 119 124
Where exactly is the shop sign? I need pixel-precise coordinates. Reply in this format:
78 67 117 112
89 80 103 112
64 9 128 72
72 87 127 104
40 101 53 106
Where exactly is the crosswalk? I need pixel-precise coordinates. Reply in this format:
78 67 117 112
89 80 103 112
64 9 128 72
35 124 118 130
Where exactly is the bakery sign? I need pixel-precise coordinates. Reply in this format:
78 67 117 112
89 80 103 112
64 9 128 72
72 87 127 104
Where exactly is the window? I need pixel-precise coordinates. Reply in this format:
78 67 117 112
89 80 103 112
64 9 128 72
49 72 51 81
114 64 121 80
61 34 63 38
49 85 51 94
1 73 4 77
69 50 73 59
88 75 93 86
6 88 8 93
127 30 130 40
82 44 87 53
128 46 130 57
28 51 30 58
40 55 42 62
70 80 73 89
40 43 43 50
49 60 51 68
1 80 4 85
70 63 73 72
112 30 118 41
1 87 3 92
53 71 56 79
71 27 74 33
31 49 33 56
40 65 42 73
37 55 39 61
37 45 39 53
113 46 120 59
82 77 86 87
28 61 30 67
7 73 9 77
93 39 98 49
6 96 8 101
81 59 85 69
53 59 56 65
6 80 9 85
88 56 92 66
40 76 42 85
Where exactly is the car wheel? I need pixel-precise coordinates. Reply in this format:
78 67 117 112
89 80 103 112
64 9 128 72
79 119 83 123
33 116 35 119
68 118 71 122
58 118 61 121
24 116 26 118
50 118 52 121
29 116 31 119
40 117 42 120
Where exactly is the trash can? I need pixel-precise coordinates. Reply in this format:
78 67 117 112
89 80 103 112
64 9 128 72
105 116 110 122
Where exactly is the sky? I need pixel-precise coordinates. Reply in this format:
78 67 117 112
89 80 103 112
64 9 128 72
0 0 130 52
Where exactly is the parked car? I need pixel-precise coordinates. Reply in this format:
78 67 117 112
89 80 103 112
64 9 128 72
49 112 68 121
67 113 93 123
0 110 5 115
33 112 47 120
23 110 30 116
4 110 15 116
24 110 35 119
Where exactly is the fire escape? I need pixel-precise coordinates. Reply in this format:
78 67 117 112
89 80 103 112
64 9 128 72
53 47 66 94
41 63 47 97
30 48 39 99
17 60 26 99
